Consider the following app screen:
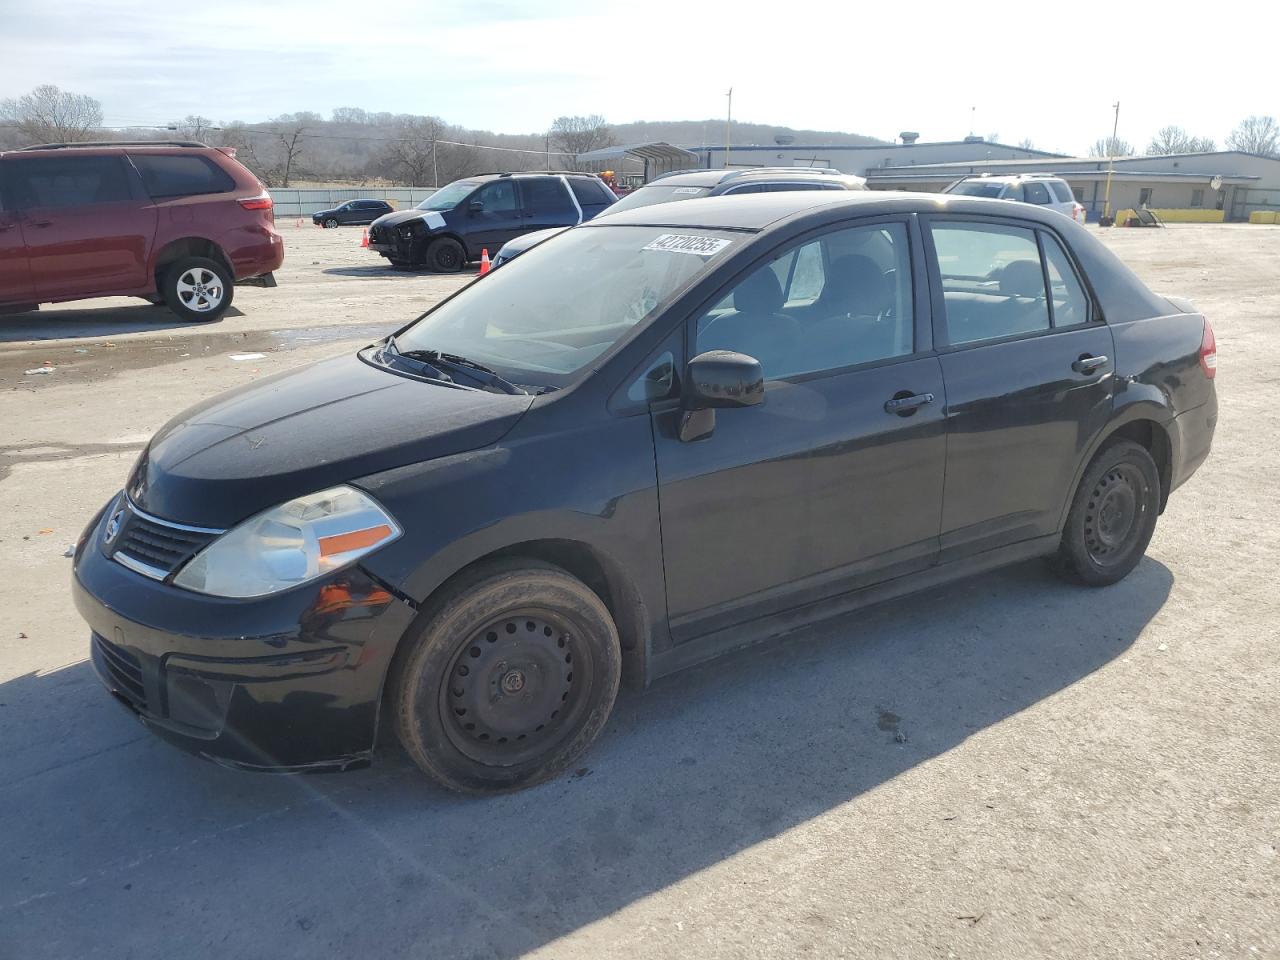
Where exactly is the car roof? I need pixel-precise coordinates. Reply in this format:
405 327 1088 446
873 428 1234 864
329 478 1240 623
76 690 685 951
586 189 1072 232
959 173 1066 183
647 167 856 188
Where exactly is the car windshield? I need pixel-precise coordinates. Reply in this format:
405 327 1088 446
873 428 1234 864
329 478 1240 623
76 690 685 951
416 181 477 211
606 184 715 213
947 180 1008 198
393 225 740 389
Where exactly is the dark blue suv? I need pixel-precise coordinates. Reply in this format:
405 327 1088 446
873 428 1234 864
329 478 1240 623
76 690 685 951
367 172 616 271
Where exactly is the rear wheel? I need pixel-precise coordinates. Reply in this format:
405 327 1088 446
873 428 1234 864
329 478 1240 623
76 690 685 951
390 560 621 794
426 237 465 273
1052 440 1160 586
161 256 233 322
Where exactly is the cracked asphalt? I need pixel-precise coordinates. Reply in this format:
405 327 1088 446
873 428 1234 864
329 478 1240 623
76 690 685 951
1 224 1277 959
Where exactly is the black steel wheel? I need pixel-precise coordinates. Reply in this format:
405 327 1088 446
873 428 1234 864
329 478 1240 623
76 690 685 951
427 236 465 273
390 559 621 793
1052 440 1160 586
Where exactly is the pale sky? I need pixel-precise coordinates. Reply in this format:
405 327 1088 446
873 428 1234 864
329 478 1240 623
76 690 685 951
2 0 1277 156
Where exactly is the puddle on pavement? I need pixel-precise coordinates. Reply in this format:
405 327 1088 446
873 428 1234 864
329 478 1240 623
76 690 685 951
0 321 395 389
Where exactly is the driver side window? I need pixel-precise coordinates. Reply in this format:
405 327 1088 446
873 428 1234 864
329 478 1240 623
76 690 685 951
476 180 519 213
694 221 914 380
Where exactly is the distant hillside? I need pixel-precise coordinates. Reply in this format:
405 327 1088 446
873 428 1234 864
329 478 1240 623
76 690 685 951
611 119 887 148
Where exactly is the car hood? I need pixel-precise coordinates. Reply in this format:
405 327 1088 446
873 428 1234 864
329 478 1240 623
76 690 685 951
126 353 533 529
372 208 449 230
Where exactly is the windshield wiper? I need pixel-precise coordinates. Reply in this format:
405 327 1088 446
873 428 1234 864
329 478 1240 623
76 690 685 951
378 336 453 383
398 348 528 396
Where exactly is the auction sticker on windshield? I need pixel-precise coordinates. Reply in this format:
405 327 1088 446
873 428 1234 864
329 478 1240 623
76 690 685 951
642 234 733 256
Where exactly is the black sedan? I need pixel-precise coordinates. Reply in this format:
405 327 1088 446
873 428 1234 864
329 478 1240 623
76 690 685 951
74 191 1217 793
312 198 394 228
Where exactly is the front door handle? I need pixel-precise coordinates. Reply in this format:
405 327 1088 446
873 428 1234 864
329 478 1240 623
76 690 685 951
1071 354 1109 374
884 391 935 415
28 219 53 228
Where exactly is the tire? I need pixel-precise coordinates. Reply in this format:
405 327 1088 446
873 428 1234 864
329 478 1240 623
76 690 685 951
390 559 622 794
161 256 234 322
324 218 339 229
426 236 466 273
1052 440 1160 587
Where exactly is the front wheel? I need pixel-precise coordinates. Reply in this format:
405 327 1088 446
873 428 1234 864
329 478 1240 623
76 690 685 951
1052 440 1160 586
390 560 622 794
426 236 465 273
161 256 233 322
324 218 339 229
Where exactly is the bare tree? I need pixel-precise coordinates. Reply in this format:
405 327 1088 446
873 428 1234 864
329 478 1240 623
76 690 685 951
218 123 276 185
380 116 444 186
1089 136 1134 158
1226 115 1279 157
1187 136 1217 152
1017 137 1036 151
548 115 613 168
268 116 310 187
985 132 1000 143
172 114 216 142
1146 125 1215 155
331 107 370 125
0 85 103 145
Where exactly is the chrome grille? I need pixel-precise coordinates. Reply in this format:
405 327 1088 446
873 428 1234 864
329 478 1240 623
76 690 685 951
107 498 223 580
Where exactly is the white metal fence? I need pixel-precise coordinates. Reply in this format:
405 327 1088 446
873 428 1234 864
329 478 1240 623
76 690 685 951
269 187 436 218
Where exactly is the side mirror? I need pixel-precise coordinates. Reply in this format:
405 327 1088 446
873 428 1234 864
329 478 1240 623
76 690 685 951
684 350 764 409
468 199 484 213
679 351 764 442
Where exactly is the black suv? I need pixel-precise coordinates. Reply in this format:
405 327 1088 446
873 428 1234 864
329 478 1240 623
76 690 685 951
367 172 616 271
311 198 394 228
493 166 866 266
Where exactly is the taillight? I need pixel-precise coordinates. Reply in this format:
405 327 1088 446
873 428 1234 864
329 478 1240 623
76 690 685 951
238 194 273 211
1199 319 1217 379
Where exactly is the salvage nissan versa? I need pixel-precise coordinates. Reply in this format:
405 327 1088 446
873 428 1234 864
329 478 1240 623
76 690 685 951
73 191 1217 793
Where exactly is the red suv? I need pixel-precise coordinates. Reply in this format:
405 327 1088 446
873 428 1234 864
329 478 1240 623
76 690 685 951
0 141 283 322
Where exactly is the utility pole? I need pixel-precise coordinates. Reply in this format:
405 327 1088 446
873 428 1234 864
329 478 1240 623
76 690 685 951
725 87 733 168
1103 101 1120 222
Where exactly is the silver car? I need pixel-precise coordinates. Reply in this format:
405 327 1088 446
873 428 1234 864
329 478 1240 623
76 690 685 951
944 174 1087 224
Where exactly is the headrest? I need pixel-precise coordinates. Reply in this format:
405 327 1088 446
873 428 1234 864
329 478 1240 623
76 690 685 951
824 255 889 316
998 259 1045 299
733 267 785 315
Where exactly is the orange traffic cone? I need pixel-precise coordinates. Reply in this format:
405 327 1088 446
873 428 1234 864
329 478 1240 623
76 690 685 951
479 248 491 275
360 228 369 249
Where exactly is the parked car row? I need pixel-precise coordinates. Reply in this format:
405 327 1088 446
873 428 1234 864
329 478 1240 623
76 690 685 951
0 141 282 321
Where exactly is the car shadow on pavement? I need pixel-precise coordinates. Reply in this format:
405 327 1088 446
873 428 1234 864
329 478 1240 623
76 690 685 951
0 304 246 343
0 557 1173 958
322 264 479 278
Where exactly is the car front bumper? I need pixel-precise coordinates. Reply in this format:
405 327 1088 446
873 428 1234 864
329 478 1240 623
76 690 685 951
72 508 416 773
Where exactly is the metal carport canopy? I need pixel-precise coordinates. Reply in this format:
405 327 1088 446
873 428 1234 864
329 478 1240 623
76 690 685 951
574 142 698 180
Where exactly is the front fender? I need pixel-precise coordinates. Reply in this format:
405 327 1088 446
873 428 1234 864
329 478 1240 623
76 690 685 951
352 411 668 682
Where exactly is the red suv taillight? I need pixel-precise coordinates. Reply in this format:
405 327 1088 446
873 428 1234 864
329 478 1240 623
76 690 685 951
1200 319 1217 379
238 194 273 211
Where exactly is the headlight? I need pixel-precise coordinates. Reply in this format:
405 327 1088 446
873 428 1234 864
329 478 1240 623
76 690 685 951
172 485 401 598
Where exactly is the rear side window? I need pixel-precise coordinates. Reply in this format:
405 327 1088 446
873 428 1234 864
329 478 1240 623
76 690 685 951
523 178 575 216
1023 182 1051 204
1002 183 1025 202
931 222 1050 345
1049 181 1074 203
1042 232 1090 326
130 154 235 199
569 178 614 206
6 156 132 208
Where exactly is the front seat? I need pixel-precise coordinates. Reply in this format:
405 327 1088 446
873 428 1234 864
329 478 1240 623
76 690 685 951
807 255 898 366
698 268 798 378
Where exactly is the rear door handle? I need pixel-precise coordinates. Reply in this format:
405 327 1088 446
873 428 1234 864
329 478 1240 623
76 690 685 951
1071 354 1109 374
884 392 935 415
